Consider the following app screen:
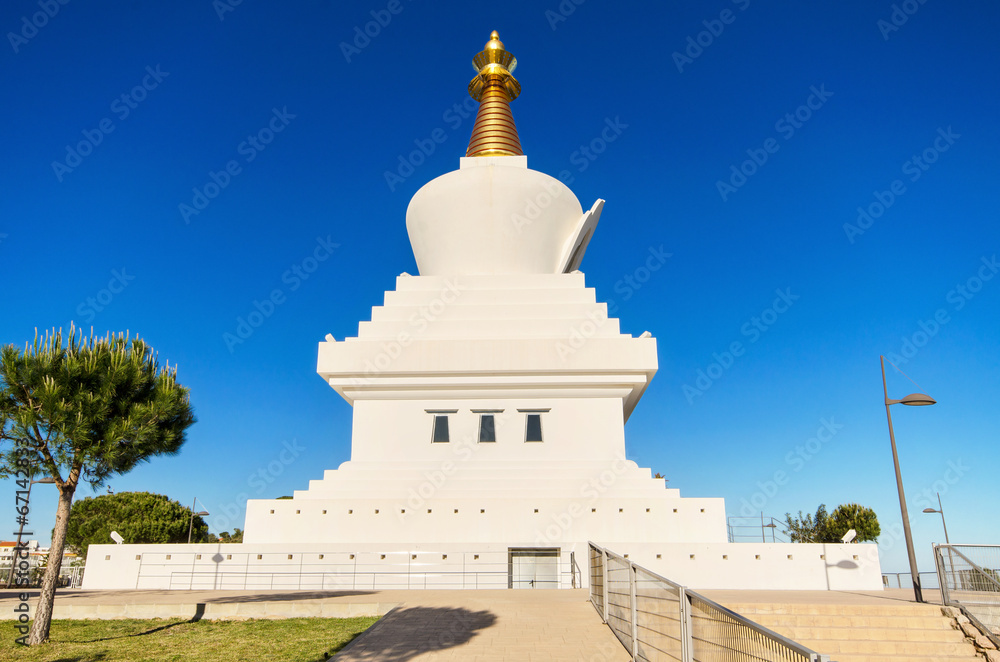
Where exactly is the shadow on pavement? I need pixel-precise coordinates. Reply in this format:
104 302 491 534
333 606 496 661
203 590 376 603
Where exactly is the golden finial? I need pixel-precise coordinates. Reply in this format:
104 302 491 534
466 30 523 158
486 30 504 49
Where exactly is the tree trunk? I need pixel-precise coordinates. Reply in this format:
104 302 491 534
27 486 74 645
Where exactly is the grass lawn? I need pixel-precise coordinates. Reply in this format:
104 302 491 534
0 616 379 661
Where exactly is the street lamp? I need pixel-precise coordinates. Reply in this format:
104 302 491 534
187 497 210 544
922 493 950 544
761 514 778 543
881 355 936 603
5 476 56 588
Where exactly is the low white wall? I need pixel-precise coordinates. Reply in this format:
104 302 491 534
82 543 575 591
82 540 882 592
606 542 883 591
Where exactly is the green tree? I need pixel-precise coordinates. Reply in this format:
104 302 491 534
218 528 244 543
65 492 209 558
826 503 880 542
784 504 829 543
0 326 195 645
785 503 880 543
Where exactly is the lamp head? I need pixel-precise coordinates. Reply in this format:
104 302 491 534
923 508 939 513
196 511 210 516
33 477 56 484
900 393 936 406
886 392 937 406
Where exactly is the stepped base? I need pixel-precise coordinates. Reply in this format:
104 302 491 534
713 599 983 661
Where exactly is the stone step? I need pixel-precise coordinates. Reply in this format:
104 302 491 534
762 624 965 643
748 612 955 630
801 637 978 657
726 602 943 617
717 601 985 661
823 656 980 662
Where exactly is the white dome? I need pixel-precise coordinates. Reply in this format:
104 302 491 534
406 157 587 276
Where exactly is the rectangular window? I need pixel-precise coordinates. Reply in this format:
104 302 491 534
525 414 543 442
427 409 458 443
517 408 549 443
432 415 450 443
479 414 496 443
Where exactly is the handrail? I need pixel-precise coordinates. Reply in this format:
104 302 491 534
685 588 825 655
945 546 1000 592
571 550 580 589
589 541 830 662
934 544 1000 649
953 603 1000 649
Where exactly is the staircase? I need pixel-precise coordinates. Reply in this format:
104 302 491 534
724 601 982 662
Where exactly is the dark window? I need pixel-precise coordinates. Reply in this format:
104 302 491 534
432 415 450 443
479 414 496 442
525 413 543 442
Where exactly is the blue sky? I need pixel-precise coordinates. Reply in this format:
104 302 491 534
1 0 997 578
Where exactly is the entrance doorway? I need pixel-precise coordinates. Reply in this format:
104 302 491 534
508 548 560 589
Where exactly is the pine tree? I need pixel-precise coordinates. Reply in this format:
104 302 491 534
0 325 195 645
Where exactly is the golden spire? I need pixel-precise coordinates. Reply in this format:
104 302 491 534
466 31 523 157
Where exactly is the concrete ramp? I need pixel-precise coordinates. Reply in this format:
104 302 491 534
334 589 629 661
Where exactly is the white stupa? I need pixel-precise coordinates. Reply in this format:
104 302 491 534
83 32 881 591
238 31 880 590
243 30 724 552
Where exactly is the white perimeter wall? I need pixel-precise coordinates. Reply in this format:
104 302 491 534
82 541 882 592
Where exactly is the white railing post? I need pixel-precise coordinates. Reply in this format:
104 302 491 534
933 545 950 604
629 561 638 661
680 586 693 662
602 549 609 623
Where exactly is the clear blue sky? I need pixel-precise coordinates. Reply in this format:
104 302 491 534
2 0 997 578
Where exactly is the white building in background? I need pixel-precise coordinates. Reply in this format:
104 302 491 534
84 32 882 591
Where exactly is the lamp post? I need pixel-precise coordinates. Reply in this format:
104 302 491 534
5 476 56 588
187 497 210 544
761 513 778 543
881 355 936 603
922 493 950 544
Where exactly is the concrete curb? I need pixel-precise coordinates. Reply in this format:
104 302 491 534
1 601 399 620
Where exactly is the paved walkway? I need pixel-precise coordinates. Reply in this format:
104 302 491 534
1 587 933 661
1 588 629 661
332 590 629 662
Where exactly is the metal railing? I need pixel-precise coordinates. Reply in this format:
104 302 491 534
589 542 830 662
881 571 940 593
727 516 790 544
0 561 84 588
138 553 580 591
934 544 1000 646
